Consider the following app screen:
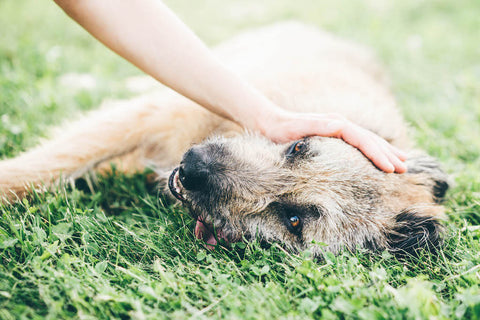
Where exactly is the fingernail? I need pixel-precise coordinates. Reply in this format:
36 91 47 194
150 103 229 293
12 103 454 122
397 163 408 173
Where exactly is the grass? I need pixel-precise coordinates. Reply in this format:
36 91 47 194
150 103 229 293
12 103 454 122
1 0 479 319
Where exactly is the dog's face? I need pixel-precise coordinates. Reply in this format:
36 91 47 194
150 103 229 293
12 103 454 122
168 135 448 256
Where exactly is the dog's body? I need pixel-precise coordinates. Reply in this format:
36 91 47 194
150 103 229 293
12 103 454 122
0 22 448 256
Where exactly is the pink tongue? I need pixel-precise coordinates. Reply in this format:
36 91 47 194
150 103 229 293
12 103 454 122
195 220 217 248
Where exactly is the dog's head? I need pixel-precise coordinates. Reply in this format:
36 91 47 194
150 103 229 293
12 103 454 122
168 135 448 256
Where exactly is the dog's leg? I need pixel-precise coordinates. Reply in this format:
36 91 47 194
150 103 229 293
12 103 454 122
0 93 237 202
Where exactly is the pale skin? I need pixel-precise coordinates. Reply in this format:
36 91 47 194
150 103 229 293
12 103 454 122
54 0 407 173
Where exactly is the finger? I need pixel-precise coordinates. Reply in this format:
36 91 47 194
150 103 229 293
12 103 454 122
361 134 406 170
362 144 396 173
389 144 408 162
341 126 395 173
381 144 408 173
369 134 407 173
360 129 407 166
361 142 395 173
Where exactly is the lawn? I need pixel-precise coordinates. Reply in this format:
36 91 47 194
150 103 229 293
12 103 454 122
1 0 479 319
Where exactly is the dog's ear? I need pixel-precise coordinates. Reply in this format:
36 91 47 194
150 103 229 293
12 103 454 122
405 154 450 203
387 210 444 256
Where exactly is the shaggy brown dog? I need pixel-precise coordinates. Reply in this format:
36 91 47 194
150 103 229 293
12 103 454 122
0 22 448 256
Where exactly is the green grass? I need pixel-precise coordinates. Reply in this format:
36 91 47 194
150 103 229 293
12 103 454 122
1 0 479 319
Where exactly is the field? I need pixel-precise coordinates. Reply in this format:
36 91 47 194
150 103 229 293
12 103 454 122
1 0 479 319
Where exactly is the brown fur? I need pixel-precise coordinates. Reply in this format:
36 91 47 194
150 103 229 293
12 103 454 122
0 22 448 256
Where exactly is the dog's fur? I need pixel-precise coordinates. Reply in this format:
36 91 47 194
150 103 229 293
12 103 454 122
0 22 448 256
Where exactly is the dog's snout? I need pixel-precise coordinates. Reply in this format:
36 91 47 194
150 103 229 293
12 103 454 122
179 147 210 191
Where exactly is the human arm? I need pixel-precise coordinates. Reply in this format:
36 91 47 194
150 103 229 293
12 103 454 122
53 0 407 173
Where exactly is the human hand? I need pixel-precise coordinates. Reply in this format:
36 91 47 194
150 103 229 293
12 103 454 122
257 110 407 173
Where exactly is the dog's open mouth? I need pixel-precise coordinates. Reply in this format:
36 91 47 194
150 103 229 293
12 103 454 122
168 167 228 249
168 167 185 201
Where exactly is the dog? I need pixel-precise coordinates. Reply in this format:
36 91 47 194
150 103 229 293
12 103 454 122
0 22 448 256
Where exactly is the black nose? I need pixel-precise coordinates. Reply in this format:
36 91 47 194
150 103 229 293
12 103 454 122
179 146 210 191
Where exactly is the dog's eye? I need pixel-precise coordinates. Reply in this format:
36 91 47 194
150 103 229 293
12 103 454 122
286 140 306 156
289 216 300 228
